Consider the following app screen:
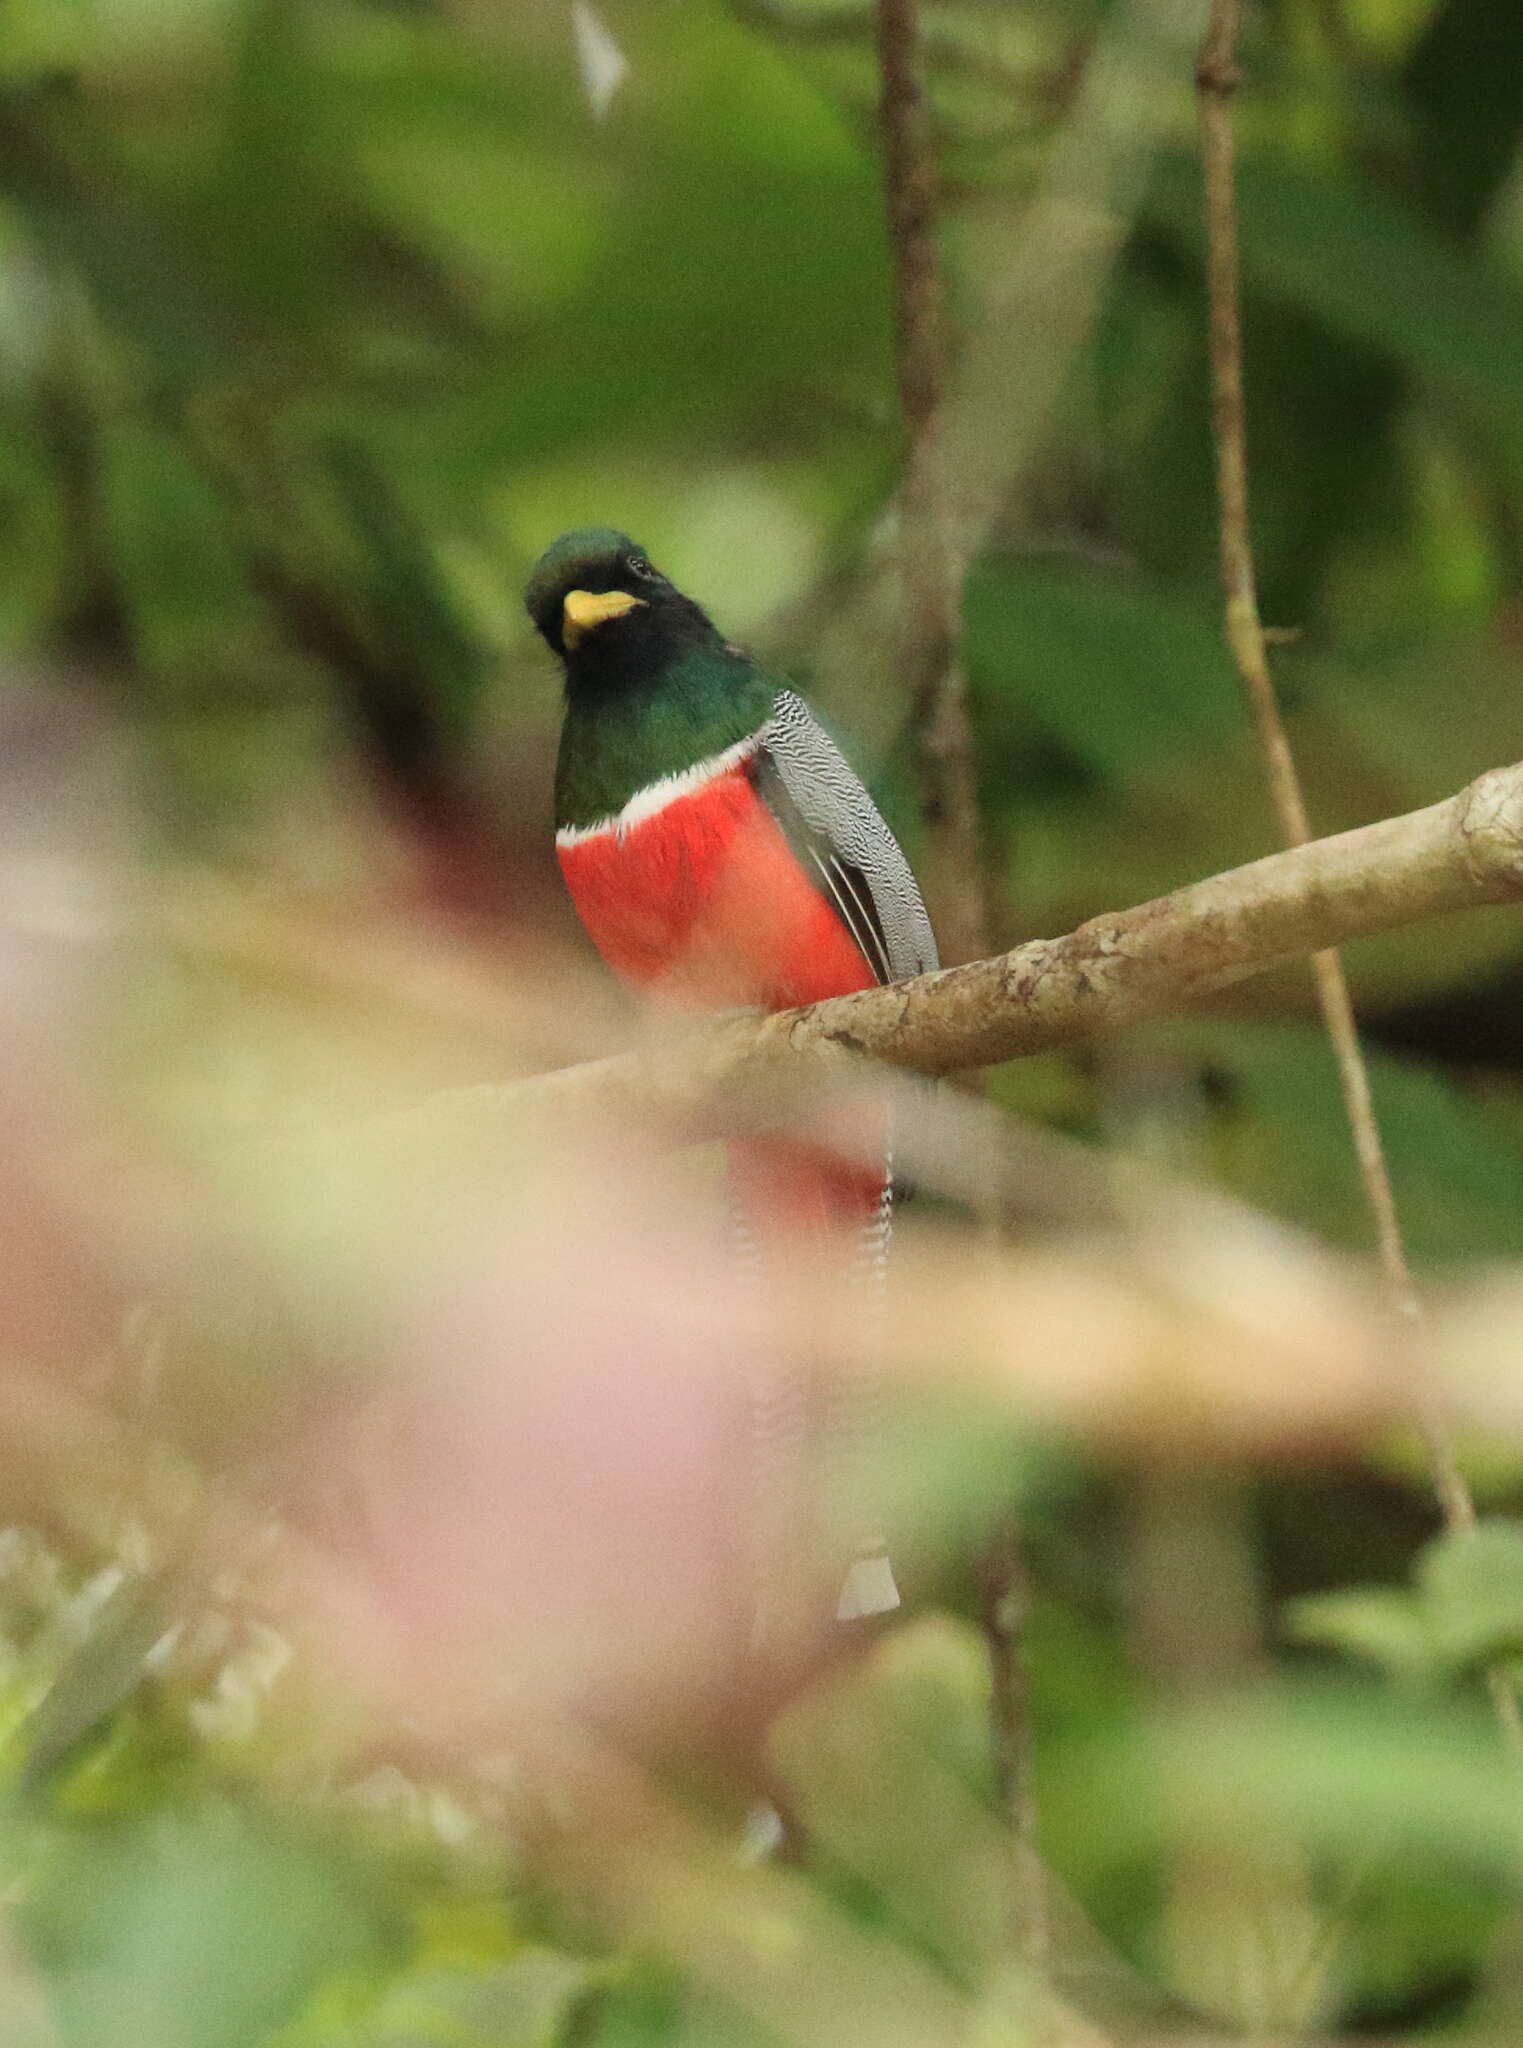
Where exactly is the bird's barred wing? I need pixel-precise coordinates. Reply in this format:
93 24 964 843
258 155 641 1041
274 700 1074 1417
756 690 939 986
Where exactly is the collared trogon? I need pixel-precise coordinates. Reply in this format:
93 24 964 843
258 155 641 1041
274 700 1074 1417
526 529 938 1640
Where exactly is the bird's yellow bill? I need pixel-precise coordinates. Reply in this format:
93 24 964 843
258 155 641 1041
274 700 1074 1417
562 588 647 648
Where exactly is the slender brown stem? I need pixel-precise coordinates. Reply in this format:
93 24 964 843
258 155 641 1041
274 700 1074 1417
1194 0 1521 1754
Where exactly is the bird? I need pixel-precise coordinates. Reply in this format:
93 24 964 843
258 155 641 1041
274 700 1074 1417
525 527 938 1646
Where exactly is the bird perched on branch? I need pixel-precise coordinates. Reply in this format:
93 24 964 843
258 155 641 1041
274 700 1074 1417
526 528 937 1643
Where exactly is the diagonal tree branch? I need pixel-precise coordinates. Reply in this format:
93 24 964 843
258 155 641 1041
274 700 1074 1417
390 763 1523 1144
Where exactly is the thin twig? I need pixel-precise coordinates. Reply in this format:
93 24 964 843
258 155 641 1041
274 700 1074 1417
1194 0 1522 1755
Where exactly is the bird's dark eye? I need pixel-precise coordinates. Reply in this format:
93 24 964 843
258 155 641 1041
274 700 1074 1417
626 555 655 581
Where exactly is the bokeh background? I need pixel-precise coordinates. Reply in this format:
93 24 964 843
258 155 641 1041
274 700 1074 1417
6 1 1523 2044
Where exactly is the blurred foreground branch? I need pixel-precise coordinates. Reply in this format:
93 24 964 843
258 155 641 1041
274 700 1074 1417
442 762 1523 1140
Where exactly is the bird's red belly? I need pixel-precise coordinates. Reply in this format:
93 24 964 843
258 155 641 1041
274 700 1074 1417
557 765 874 1010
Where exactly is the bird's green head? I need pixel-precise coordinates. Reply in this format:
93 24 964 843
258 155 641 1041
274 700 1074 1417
524 528 721 692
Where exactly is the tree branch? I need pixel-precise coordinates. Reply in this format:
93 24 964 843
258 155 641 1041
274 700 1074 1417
401 763 1523 1142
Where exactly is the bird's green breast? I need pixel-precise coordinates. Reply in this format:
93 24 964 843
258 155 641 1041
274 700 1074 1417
554 646 774 831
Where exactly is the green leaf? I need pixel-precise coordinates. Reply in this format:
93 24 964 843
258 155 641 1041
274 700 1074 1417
1401 0 1523 238
0 402 66 648
17 1801 386 2048
384 0 894 475
96 416 259 685
1417 1520 1523 1671
326 1949 596 2048
962 554 1242 780
1284 1524 1523 1688
323 438 488 735
1284 1588 1434 1684
1067 1680 1523 1873
1150 152 1523 424
1169 1020 1523 1263
771 1618 1008 1982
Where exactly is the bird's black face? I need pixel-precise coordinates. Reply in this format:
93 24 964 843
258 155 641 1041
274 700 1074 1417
524 528 719 693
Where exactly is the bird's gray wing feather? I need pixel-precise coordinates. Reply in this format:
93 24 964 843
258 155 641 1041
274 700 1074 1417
756 689 938 986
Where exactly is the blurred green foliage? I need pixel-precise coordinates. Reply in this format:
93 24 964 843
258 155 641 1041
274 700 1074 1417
7 0 1523 2042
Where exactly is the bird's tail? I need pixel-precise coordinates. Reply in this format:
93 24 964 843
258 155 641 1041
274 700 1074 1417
727 1118 899 1654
